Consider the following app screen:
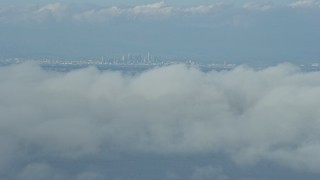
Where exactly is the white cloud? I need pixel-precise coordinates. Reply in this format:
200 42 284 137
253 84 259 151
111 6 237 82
1 1 309 24
33 3 68 22
182 3 227 14
289 0 320 8
73 2 175 22
73 2 174 22
130 1 173 16
73 6 123 23
71 2 229 22
269 142 320 172
35 3 65 13
0 1 319 24
1 63 320 176
242 2 274 11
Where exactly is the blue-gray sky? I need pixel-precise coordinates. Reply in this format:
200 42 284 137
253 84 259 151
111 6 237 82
1 0 320 63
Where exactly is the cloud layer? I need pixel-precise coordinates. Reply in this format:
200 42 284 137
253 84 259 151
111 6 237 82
1 1 320 23
1 63 320 179
0 2 226 23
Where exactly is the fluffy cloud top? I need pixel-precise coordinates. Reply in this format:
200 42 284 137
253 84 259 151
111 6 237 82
1 63 320 179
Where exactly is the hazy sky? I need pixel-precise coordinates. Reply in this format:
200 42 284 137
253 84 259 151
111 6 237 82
1 0 320 63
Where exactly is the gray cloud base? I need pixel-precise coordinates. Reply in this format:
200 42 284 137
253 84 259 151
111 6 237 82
1 63 320 179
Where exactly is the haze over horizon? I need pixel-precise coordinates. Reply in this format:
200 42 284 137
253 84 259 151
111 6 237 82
0 0 320 63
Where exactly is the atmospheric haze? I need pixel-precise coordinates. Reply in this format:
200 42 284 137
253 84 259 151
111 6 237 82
1 62 320 179
1 1 320 62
